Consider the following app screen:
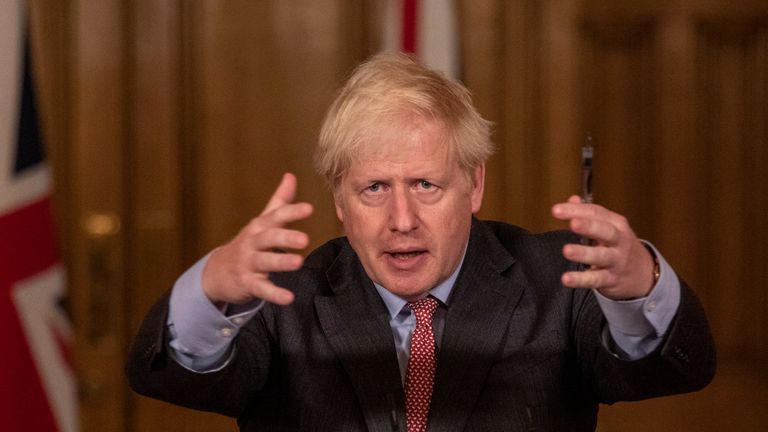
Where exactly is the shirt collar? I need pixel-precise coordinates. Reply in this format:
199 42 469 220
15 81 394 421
374 242 468 320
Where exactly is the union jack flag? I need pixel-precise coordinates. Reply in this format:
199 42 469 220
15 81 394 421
1 1 77 431
381 0 460 79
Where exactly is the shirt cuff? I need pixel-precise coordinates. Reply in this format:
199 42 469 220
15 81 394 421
593 241 681 358
167 252 264 371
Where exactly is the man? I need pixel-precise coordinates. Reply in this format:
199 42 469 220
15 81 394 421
127 53 715 431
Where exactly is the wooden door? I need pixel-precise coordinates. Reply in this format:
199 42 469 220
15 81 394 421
30 0 768 430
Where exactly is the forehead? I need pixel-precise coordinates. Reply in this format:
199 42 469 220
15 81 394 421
354 116 452 162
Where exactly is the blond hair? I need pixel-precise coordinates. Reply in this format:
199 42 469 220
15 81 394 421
314 52 494 191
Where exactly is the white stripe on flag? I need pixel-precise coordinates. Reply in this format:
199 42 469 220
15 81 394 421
381 0 460 79
418 0 459 79
0 0 50 215
13 266 77 432
382 0 402 55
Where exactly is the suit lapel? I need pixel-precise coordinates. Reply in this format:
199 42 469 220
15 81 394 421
315 245 407 432
428 221 525 432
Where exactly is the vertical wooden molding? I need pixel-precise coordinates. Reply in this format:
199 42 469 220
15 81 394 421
539 0 581 230
458 0 505 221
69 1 129 431
655 14 705 297
579 20 657 237
179 0 202 266
500 0 545 230
755 23 768 368
696 20 768 362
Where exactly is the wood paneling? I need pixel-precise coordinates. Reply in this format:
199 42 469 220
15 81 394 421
28 0 768 430
580 20 657 236
67 1 129 431
185 1 353 257
695 20 768 360
464 1 768 430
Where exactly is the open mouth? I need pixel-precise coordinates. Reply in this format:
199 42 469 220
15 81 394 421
388 251 425 259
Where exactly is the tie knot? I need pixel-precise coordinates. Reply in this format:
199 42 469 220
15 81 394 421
409 296 439 323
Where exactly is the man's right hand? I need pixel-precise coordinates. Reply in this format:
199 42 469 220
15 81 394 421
202 173 313 306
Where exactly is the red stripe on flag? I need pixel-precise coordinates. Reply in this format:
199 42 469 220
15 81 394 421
401 0 418 53
0 196 60 431
0 196 59 283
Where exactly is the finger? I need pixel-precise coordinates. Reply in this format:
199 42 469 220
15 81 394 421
260 201 314 228
263 173 298 214
561 268 616 290
552 199 615 224
562 243 615 268
251 227 310 252
243 275 295 305
251 250 305 273
246 202 313 236
551 196 584 220
568 217 621 246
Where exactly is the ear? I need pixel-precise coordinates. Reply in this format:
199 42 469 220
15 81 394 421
470 164 485 214
334 194 345 223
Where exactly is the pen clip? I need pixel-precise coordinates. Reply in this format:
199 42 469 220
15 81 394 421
581 136 593 204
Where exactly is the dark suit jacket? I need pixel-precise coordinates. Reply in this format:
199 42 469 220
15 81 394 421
126 220 715 431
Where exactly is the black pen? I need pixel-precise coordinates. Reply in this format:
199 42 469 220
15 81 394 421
578 137 594 271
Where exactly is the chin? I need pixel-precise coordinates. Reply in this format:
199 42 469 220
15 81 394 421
385 280 433 300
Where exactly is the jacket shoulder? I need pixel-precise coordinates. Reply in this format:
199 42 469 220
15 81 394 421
302 236 351 269
476 219 577 256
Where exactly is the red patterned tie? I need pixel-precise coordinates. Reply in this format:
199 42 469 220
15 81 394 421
405 296 439 432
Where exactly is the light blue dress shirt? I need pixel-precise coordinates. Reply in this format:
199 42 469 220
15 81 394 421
167 241 680 373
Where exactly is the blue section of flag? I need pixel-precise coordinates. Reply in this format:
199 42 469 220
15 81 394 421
15 37 44 175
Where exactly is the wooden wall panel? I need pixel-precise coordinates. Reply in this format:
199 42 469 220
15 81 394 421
462 1 768 429
580 21 657 238
459 0 506 220
127 1 225 431
68 1 129 431
695 21 768 361
653 14 707 310
530 0 581 232
462 0 547 231
186 0 361 259
28 0 70 252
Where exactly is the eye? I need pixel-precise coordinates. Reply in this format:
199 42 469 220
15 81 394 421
418 180 434 190
365 182 383 193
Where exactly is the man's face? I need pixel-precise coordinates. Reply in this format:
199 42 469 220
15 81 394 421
335 118 484 301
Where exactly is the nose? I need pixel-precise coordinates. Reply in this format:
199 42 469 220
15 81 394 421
388 187 419 233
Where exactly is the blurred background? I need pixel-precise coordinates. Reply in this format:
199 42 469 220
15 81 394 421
4 0 766 430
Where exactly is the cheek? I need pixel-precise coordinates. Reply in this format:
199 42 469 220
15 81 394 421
433 200 473 244
342 206 382 242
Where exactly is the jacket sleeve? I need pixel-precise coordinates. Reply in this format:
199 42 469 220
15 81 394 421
125 291 276 418
574 279 716 404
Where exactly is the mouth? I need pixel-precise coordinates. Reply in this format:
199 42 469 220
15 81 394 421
383 249 429 270
387 250 426 259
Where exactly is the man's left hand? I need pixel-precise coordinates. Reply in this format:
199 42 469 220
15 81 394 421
552 195 656 300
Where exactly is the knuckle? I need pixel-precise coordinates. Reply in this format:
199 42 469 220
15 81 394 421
246 216 267 232
615 215 629 229
251 251 271 272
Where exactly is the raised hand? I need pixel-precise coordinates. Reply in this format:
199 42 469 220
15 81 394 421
551 195 656 300
202 173 313 306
